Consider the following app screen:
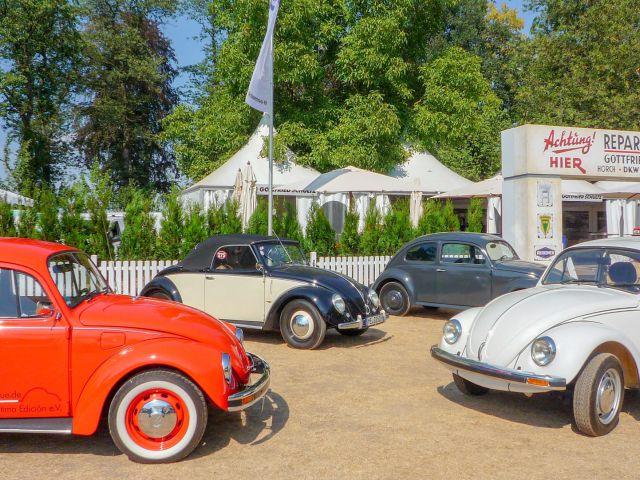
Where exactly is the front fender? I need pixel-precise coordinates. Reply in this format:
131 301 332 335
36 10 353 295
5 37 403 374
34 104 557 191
72 337 227 436
514 321 640 386
140 276 182 302
372 268 416 303
265 284 337 330
439 307 483 355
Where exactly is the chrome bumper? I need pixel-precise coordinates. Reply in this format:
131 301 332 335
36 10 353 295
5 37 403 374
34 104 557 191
227 353 271 412
337 310 388 330
430 346 567 390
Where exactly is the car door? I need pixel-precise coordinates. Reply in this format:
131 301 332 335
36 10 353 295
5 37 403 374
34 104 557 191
437 242 492 307
204 245 266 325
0 266 70 418
402 241 439 304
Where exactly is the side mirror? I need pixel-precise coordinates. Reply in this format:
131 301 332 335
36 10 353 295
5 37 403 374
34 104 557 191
36 302 55 318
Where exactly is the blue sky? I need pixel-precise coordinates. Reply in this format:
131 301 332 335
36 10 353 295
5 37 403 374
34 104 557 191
0 0 535 183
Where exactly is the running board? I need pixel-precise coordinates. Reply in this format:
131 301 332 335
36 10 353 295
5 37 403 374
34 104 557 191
0 417 72 434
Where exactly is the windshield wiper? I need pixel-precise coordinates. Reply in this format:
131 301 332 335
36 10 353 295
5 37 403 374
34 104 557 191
559 279 598 285
81 287 110 304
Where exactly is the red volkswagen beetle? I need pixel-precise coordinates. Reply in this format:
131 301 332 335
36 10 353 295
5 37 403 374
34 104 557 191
0 238 270 463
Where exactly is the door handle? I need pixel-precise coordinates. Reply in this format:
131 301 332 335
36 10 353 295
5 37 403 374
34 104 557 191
436 268 447 272
205 275 215 280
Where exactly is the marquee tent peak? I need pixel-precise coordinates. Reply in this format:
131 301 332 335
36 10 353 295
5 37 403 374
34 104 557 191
298 165 415 194
182 116 319 195
389 149 473 194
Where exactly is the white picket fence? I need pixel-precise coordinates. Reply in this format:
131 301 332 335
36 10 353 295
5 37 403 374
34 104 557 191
94 254 391 297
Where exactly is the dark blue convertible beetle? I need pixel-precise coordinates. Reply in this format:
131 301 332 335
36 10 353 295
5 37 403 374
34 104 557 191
141 234 387 349
372 232 546 316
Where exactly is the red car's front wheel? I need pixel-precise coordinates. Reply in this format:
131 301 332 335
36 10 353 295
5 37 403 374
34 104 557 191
109 369 208 463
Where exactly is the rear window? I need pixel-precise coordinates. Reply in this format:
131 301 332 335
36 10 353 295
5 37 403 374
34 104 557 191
405 243 437 262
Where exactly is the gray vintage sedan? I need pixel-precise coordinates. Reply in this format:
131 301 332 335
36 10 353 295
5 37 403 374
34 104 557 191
372 232 546 315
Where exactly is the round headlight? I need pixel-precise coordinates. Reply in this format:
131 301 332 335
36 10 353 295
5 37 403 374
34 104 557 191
531 336 556 366
369 289 380 307
332 294 346 314
443 319 462 345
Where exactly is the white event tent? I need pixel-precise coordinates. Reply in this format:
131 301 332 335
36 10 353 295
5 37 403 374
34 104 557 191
181 117 319 210
289 166 414 233
389 149 473 194
0 188 33 207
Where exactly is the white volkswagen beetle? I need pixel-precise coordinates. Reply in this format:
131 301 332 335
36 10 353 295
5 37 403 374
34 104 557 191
432 237 640 436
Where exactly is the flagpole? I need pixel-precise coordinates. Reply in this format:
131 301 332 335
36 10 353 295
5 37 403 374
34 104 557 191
267 33 274 236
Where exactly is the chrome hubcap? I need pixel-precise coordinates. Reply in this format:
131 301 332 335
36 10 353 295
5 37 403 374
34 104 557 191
290 310 314 340
138 399 177 438
596 368 622 425
385 290 402 310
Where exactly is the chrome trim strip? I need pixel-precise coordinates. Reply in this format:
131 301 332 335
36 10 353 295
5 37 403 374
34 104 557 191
430 345 567 390
0 428 71 434
0 417 73 434
227 353 271 412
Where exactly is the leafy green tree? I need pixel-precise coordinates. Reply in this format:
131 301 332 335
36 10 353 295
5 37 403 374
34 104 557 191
0 0 82 192
466 197 484 232
156 187 184 259
304 203 336 256
359 201 382 255
0 200 16 236
417 200 445 235
16 208 37 238
378 200 414 255
338 203 360 255
119 189 157 260
514 0 640 129
76 0 178 191
58 185 90 249
36 188 60 241
442 199 461 232
411 47 507 181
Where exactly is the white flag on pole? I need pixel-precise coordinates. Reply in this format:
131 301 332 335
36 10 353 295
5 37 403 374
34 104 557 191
245 0 280 113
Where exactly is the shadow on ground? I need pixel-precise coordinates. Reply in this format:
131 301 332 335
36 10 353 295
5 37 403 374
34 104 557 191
438 382 640 431
0 389 289 461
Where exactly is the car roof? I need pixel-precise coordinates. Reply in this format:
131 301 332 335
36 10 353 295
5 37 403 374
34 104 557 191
182 234 298 269
567 236 640 251
0 238 76 271
406 232 505 247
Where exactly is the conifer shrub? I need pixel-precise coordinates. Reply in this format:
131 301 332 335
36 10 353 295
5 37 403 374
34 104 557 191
466 197 484 232
157 187 184 259
119 189 157 260
339 203 360 255
359 201 382 255
304 202 336 255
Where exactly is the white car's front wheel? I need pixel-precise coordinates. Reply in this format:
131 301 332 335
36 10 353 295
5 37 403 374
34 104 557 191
573 353 624 436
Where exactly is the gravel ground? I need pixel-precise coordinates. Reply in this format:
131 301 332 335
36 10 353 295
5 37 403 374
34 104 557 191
1 309 638 479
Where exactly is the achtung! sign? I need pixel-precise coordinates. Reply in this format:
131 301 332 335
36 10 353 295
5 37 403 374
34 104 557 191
503 124 640 179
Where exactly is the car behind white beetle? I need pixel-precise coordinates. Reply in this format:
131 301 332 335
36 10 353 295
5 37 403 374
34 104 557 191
432 237 640 436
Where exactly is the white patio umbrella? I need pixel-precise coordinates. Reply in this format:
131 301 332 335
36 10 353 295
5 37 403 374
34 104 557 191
232 168 243 204
409 180 423 227
241 162 257 229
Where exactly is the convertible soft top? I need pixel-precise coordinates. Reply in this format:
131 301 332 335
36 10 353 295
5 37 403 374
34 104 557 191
181 234 298 270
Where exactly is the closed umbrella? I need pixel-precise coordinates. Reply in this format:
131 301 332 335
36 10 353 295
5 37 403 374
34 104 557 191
410 190 423 228
232 168 243 204
241 162 257 229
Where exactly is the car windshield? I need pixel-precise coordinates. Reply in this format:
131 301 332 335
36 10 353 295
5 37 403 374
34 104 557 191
485 241 518 262
543 248 640 293
48 252 110 307
255 242 307 268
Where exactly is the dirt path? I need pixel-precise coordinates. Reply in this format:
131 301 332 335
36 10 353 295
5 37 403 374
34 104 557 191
1 310 636 479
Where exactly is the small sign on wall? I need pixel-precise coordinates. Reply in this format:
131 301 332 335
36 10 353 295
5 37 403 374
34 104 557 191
537 213 554 239
534 245 557 261
537 181 553 207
